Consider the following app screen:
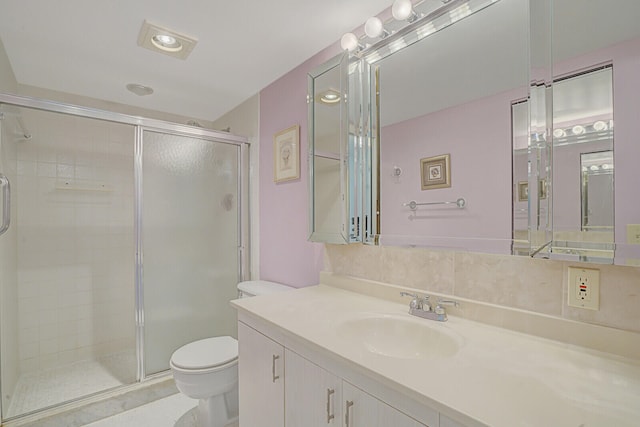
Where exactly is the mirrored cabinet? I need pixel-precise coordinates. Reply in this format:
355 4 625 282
307 0 640 265
307 52 357 244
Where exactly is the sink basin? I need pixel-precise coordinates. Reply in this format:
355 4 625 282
339 315 460 359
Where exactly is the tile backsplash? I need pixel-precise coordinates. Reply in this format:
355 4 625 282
324 244 640 333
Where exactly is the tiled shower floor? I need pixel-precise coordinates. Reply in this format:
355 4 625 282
12 377 238 427
7 351 137 418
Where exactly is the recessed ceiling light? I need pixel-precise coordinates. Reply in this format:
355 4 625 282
126 83 154 96
319 90 341 104
151 34 182 52
137 20 197 60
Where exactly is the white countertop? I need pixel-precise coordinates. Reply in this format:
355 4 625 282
231 284 640 427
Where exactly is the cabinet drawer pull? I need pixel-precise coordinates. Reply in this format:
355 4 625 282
326 388 335 423
345 400 354 427
272 354 280 382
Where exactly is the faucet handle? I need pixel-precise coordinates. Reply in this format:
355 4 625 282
399 291 418 299
434 298 459 315
399 292 423 310
436 298 459 307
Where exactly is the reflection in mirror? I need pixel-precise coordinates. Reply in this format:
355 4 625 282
551 67 614 262
369 0 529 252
512 100 531 256
551 0 640 264
308 52 355 244
581 151 614 230
362 0 640 265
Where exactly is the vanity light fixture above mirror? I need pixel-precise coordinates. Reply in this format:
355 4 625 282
339 0 497 57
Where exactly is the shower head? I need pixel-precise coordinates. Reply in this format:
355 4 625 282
16 116 32 140
0 111 31 141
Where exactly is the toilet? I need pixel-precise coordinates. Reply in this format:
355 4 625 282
170 280 293 427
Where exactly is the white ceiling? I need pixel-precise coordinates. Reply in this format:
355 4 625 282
0 0 391 123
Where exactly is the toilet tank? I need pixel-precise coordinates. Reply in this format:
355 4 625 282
237 280 293 298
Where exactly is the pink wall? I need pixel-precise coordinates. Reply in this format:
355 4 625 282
258 44 341 287
380 87 525 244
257 33 640 284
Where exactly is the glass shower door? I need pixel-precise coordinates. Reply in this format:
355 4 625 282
0 105 137 420
141 130 241 376
0 107 19 419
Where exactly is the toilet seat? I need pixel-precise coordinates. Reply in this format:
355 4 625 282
171 336 238 370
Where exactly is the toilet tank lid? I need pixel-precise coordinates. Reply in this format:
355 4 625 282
171 336 238 370
237 280 293 296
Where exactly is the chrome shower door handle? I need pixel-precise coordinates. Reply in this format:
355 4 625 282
0 174 10 236
272 354 280 382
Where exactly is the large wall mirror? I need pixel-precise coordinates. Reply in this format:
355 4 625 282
365 0 529 253
359 0 640 265
547 0 640 265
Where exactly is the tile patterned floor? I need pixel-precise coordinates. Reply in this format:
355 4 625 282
13 378 180 427
6 354 238 427
7 351 137 418
83 393 199 427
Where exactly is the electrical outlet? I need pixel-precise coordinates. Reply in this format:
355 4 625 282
627 224 640 244
567 267 600 310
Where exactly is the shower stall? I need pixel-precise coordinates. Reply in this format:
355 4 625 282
0 94 249 422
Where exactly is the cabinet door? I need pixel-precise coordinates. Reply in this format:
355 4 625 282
343 381 427 427
440 414 468 427
285 349 342 426
238 322 284 427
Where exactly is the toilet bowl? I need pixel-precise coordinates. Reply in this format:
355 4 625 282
170 280 292 427
170 336 239 427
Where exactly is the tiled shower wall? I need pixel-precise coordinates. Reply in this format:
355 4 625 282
1 113 20 411
325 244 640 334
15 109 136 374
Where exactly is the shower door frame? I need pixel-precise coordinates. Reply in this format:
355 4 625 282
0 92 250 419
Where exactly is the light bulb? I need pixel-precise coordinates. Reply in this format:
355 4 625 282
593 120 608 131
553 128 566 138
340 33 360 52
572 125 585 135
392 0 416 21
151 34 182 52
365 17 385 38
319 90 341 104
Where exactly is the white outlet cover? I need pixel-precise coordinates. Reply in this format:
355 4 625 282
567 266 600 310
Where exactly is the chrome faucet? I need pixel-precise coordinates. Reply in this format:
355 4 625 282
400 292 459 322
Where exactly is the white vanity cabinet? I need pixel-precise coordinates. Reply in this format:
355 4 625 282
439 415 467 427
237 322 285 427
343 381 427 427
238 320 443 427
284 349 342 426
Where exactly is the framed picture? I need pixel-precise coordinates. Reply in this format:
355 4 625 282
518 179 547 201
420 154 451 190
518 181 529 201
273 125 300 183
